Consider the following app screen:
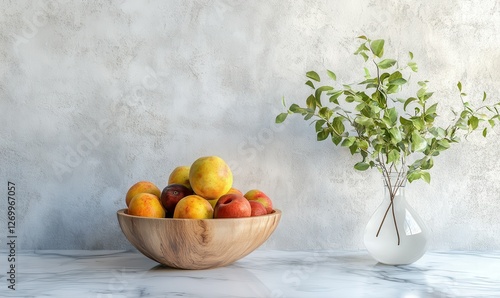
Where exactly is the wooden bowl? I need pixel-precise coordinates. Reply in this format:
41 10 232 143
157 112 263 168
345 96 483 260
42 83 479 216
117 209 281 269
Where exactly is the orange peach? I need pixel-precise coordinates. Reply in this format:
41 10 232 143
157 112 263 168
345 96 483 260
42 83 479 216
244 189 273 214
207 199 218 210
206 188 242 209
173 195 214 219
189 156 233 200
225 187 243 196
168 166 192 190
214 193 251 218
125 181 161 207
128 193 165 218
249 200 267 216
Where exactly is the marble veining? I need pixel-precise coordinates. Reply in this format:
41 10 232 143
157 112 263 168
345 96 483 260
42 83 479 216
0 250 499 297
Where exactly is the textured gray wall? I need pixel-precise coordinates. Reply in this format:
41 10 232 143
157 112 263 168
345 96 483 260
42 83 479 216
1 0 499 250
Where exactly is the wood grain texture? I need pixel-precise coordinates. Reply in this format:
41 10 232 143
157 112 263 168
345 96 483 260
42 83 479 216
117 209 281 269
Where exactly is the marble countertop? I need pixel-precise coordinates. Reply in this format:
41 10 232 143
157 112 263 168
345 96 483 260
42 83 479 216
1 250 499 297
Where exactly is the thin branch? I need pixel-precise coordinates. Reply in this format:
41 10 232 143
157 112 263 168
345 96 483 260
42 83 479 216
375 154 404 245
391 198 401 245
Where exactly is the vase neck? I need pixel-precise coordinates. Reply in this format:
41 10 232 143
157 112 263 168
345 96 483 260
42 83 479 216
382 172 406 198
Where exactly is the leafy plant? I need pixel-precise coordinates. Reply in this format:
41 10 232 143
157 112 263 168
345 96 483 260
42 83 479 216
276 36 500 243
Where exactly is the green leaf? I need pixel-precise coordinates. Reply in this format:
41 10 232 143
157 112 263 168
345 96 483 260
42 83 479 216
372 90 386 107
387 149 400 164
426 103 438 115
370 39 385 58
306 71 320 82
421 157 434 170
341 137 356 147
275 113 288 123
355 116 375 127
388 74 402 88
305 80 315 89
457 81 462 92
386 84 399 94
370 104 382 114
317 128 329 141
357 35 368 40
289 103 301 113
355 102 366 111
408 171 421 183
407 61 418 72
306 95 316 110
411 117 425 130
318 107 332 119
315 86 334 106
380 72 390 84
352 94 363 102
331 133 342 145
417 87 426 99
468 115 479 130
360 52 369 62
358 139 369 151
327 70 337 81
359 78 377 85
483 127 488 137
423 92 434 101
482 91 487 102
345 95 355 103
381 115 392 128
315 119 326 132
354 42 370 54
349 143 358 155
354 162 370 171
429 127 446 138
364 67 371 78
329 90 343 104
399 117 413 127
404 97 417 111
421 171 431 183
332 117 345 135
390 78 407 86
411 131 427 152
409 51 414 59
386 107 398 124
389 127 402 143
378 59 397 69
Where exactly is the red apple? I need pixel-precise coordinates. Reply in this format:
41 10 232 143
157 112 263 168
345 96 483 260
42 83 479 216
244 189 273 214
214 193 251 218
249 200 267 216
160 184 194 217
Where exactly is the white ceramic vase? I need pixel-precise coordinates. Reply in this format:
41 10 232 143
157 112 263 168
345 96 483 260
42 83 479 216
364 173 428 265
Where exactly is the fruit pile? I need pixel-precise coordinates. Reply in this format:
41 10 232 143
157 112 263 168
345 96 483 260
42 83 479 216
124 156 274 219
